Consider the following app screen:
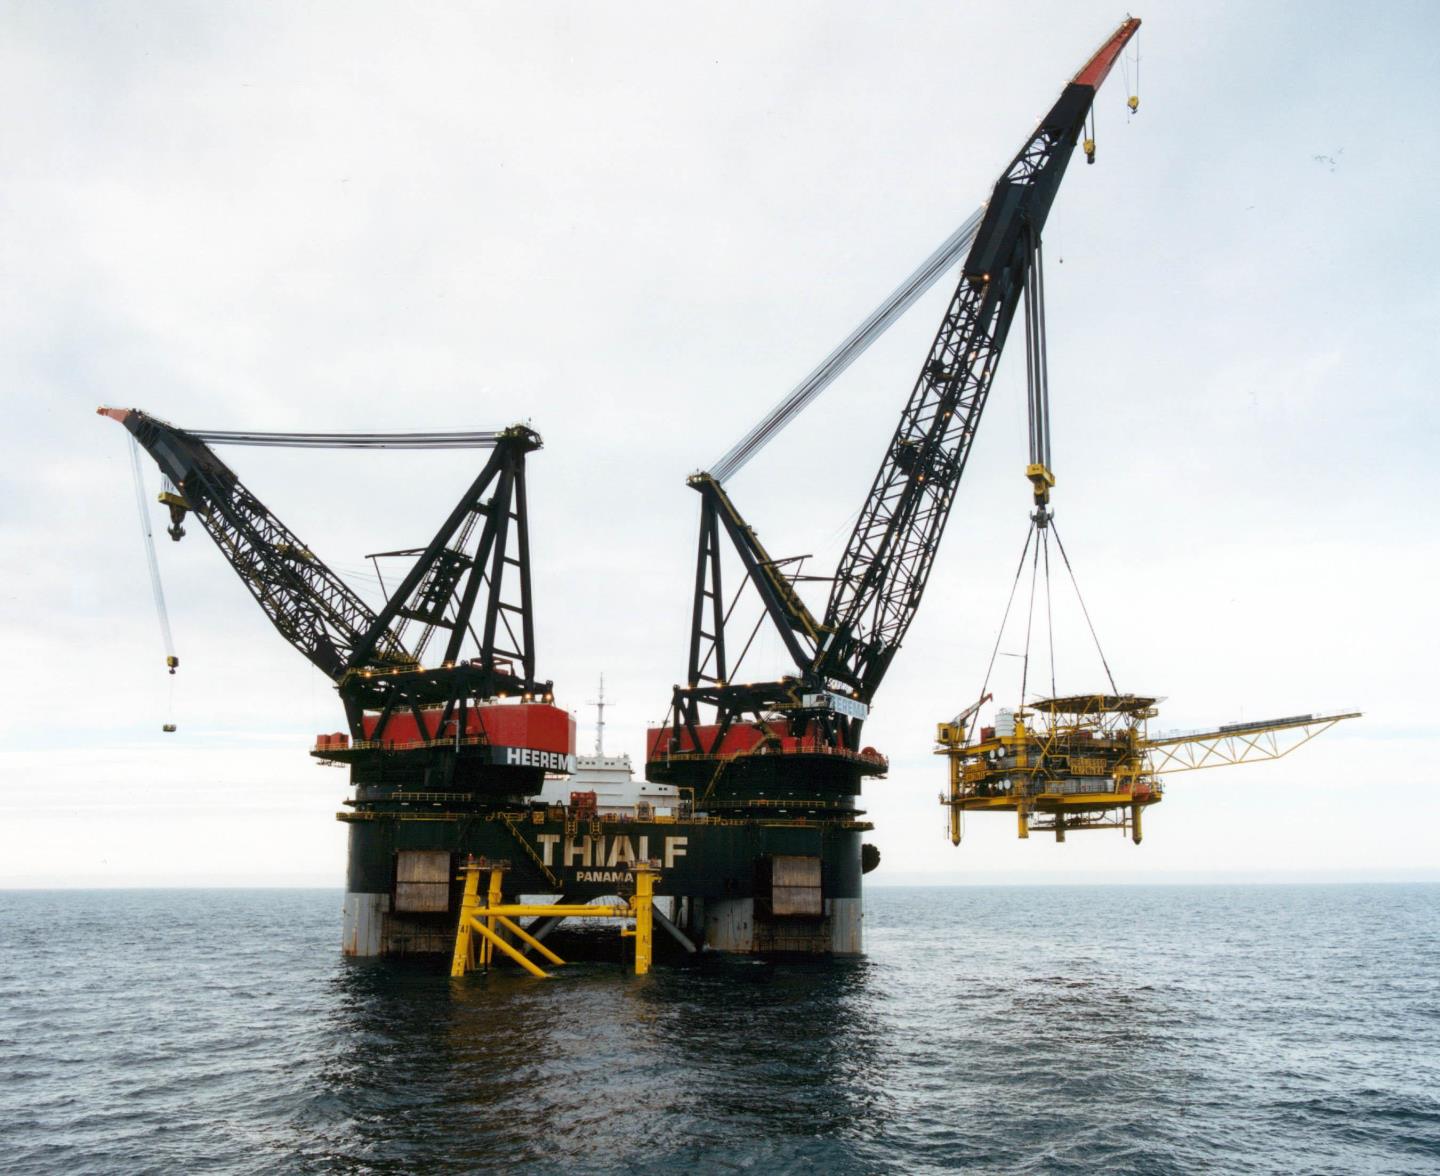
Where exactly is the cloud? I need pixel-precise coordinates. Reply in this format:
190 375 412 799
3 2 1436 884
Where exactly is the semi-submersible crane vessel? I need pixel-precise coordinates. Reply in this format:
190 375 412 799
110 19 1143 960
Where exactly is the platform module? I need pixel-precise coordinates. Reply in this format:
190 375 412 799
937 695 1360 844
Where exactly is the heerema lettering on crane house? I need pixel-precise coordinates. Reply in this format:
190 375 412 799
106 17 1157 967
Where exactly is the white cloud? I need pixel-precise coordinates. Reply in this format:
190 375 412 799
3 1 1436 885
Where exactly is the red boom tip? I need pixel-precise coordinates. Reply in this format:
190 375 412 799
1072 16 1140 91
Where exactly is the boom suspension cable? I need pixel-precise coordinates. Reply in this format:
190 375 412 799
710 206 985 483
189 430 505 449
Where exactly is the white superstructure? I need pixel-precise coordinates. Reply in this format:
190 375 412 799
538 751 680 816
538 675 680 816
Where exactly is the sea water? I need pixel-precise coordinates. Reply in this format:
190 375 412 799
2 885 1437 1174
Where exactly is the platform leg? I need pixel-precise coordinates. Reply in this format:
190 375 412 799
451 864 483 978
632 865 657 975
483 866 504 968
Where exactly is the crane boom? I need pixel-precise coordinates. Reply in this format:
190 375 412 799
99 406 411 680
651 18 1139 803
819 17 1140 700
105 407 553 741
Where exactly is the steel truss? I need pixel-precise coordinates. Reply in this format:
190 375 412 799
343 425 550 738
1145 712 1360 774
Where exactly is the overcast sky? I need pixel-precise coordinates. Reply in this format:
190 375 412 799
2 2 1436 887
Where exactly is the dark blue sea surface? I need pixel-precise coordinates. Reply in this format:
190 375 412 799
2 885 1437 1174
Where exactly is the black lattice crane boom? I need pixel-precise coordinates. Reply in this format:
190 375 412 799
99 407 411 681
650 19 1140 803
818 18 1140 704
102 408 560 780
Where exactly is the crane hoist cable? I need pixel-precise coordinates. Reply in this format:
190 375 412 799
1019 525 1044 706
1042 521 1057 700
1121 28 1140 116
966 526 1036 744
129 436 177 673
129 437 180 732
968 513 1118 746
968 200 1122 735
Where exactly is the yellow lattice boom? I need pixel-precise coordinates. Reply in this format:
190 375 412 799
1144 711 1359 773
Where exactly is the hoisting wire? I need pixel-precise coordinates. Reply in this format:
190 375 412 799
1121 29 1140 118
975 138 1122 719
129 437 179 683
1042 526 1056 699
968 524 1036 744
990 513 1118 715
1049 519 1118 695
1019 525 1044 706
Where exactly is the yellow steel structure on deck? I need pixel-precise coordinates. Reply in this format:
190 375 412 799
449 858 659 979
936 694 1360 846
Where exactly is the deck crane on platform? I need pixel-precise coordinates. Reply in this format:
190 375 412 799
645 18 1144 918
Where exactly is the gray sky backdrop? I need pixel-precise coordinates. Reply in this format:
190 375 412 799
2 2 1436 886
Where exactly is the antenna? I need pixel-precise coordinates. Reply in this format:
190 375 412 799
588 673 611 756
